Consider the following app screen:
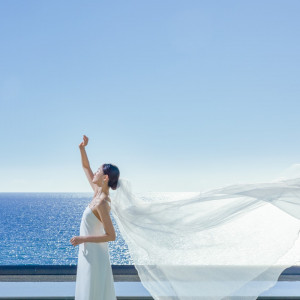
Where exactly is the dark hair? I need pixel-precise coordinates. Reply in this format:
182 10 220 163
102 163 120 190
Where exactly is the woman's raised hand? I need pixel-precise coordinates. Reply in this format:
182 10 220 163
79 135 89 149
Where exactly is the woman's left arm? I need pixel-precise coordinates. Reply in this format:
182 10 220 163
70 201 116 246
84 201 116 243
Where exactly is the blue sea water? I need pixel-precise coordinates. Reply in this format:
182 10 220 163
0 192 198 265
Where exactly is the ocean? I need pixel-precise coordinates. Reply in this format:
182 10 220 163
0 192 198 265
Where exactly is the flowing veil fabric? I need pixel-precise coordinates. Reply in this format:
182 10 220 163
110 165 300 300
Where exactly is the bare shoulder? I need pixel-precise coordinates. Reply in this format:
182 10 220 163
95 200 111 216
95 196 111 208
99 194 111 203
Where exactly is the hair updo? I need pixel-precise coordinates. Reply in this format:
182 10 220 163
102 163 120 190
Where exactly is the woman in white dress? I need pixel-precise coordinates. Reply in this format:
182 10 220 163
70 135 300 300
70 135 119 300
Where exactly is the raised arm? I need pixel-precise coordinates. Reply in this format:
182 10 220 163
79 135 98 193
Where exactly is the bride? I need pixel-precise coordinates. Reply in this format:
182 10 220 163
71 135 300 300
70 135 119 300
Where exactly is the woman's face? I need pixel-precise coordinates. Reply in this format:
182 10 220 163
92 165 108 185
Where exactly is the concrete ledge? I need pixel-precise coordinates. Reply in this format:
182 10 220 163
0 265 139 282
0 265 138 275
1 265 300 281
1 266 300 299
0 282 153 299
1 281 300 300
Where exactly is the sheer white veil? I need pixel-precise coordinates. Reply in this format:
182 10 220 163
110 165 300 300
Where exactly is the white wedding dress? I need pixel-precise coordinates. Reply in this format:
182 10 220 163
75 200 116 300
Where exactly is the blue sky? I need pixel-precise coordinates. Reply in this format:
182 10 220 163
0 0 299 192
